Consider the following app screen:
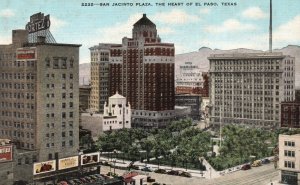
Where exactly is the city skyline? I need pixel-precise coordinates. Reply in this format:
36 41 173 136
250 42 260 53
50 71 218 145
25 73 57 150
0 0 300 64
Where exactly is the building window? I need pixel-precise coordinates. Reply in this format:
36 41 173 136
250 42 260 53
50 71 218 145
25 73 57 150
48 153 52 160
62 141 65 147
62 122 66 128
69 102 73 108
69 140 73 146
70 74 73 79
284 141 295 147
45 57 50 68
32 155 37 163
18 158 22 165
69 112 73 118
284 161 295 168
284 150 295 157
69 131 73 137
25 157 30 164
62 112 66 119
70 58 74 68
53 59 59 69
62 103 66 108
61 58 67 69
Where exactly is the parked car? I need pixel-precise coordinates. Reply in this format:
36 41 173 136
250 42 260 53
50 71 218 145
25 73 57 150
251 160 262 167
67 180 77 185
154 169 167 174
146 177 155 182
241 164 251 170
167 170 180 176
73 179 82 184
261 158 270 164
180 171 192 178
58 181 68 185
141 166 152 172
85 176 94 182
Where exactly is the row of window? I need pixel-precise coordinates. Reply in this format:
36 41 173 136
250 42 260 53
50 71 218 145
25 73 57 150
46 73 73 79
284 161 295 169
46 112 74 119
46 93 73 98
0 130 34 139
46 102 73 108
46 131 73 138
46 121 73 128
0 72 35 80
284 141 295 147
46 140 73 148
1 121 34 129
0 102 34 109
0 83 35 90
45 57 74 69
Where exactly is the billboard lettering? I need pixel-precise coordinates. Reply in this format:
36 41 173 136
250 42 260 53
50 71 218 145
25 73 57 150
26 13 51 33
17 48 36 60
0 145 12 162
58 156 78 170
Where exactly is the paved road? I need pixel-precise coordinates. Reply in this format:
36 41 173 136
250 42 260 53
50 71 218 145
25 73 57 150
100 163 280 185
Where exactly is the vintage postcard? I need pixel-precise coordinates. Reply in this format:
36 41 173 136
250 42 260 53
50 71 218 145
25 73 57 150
0 0 300 185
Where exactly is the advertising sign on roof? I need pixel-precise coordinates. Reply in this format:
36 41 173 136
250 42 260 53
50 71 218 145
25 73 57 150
0 145 12 162
58 156 78 170
33 160 56 175
26 12 51 33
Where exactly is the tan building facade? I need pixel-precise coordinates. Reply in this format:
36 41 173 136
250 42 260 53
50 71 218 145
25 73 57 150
0 30 81 162
209 52 295 128
278 134 300 185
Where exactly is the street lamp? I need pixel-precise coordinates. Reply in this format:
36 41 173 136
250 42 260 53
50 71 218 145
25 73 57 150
199 157 204 176
113 149 117 175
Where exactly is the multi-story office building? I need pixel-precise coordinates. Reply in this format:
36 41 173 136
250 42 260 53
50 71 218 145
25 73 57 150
209 52 295 128
281 102 300 128
176 62 209 97
91 14 175 128
0 29 81 161
79 85 91 112
175 94 201 120
89 44 118 113
278 134 300 185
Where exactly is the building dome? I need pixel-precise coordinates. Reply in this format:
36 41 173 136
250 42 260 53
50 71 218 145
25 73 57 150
133 14 156 27
132 14 157 41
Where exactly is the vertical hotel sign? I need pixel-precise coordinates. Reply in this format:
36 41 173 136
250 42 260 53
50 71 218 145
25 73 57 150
17 48 36 60
0 145 13 162
26 12 51 33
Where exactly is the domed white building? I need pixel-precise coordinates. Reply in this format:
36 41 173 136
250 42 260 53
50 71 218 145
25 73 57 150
103 92 131 131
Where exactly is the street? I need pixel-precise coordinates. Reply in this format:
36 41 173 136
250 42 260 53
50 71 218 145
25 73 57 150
100 163 280 185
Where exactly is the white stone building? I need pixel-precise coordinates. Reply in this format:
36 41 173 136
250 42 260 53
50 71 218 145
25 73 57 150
103 92 131 131
278 134 300 184
209 52 295 128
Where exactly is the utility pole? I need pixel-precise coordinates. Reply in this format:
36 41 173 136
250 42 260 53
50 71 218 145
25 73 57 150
269 0 272 52
219 104 222 148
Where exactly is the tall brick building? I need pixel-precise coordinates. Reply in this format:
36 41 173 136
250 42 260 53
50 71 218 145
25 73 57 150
91 14 175 128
